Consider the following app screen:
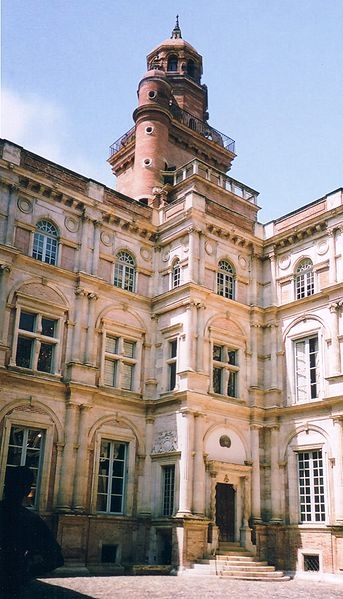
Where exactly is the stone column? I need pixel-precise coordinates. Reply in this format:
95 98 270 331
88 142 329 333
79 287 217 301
91 220 101 276
269 321 279 389
327 228 337 285
6 185 18 245
249 319 260 388
177 409 194 515
184 302 196 372
195 301 206 373
333 417 343 522
57 401 79 511
73 404 92 512
250 425 262 522
84 292 98 365
139 416 155 515
329 302 342 375
78 211 91 272
0 264 11 341
192 412 205 515
270 425 282 522
188 227 200 284
71 287 87 363
268 249 277 305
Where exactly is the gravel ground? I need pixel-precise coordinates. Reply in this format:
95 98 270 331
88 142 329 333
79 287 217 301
19 575 343 599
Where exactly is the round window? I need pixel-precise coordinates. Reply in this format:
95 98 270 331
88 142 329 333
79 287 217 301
148 90 157 100
143 158 152 167
145 126 154 135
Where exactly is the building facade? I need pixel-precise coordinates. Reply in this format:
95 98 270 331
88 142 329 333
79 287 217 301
0 21 342 577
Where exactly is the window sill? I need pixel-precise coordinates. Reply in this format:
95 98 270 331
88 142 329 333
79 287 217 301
8 365 61 380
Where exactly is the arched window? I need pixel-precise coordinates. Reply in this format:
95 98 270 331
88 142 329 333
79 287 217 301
295 259 314 299
32 220 58 265
171 259 181 289
187 59 195 78
167 55 178 72
217 260 235 299
114 251 136 292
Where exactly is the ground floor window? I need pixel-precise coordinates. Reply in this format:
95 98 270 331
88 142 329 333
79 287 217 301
5 425 45 507
297 449 326 522
162 465 175 516
97 440 127 513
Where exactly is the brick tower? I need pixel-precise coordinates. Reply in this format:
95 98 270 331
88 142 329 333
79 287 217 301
109 17 236 203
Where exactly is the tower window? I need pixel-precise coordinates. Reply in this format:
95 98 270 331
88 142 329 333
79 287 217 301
186 59 196 78
148 90 157 100
167 55 178 72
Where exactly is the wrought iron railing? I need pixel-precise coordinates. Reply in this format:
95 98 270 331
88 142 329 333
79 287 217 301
109 109 235 157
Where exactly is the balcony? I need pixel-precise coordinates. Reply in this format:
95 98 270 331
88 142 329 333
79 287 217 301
109 109 235 157
169 105 235 153
162 159 259 204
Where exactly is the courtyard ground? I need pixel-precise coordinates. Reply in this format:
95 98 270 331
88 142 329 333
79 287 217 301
20 575 343 599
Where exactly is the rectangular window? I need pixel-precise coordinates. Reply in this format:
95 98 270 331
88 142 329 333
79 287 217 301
104 335 136 390
297 450 325 523
15 310 58 373
162 465 175 516
97 440 127 514
167 339 177 391
294 335 319 402
212 344 239 397
6 426 45 508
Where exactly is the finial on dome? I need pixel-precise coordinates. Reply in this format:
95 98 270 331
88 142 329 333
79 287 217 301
171 15 182 39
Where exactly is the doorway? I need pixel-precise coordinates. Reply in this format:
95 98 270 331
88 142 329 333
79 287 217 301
215 483 235 541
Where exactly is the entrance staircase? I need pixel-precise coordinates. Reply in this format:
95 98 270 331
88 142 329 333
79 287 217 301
185 542 291 581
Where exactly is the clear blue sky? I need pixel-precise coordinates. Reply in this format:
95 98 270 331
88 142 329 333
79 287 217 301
2 0 342 222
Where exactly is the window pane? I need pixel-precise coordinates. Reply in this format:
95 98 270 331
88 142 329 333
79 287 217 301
41 318 56 337
105 336 119 354
213 367 222 393
227 371 237 397
213 345 222 361
123 340 135 358
37 343 54 373
19 311 36 332
169 362 176 390
121 362 133 390
170 340 177 358
16 337 33 368
104 359 117 386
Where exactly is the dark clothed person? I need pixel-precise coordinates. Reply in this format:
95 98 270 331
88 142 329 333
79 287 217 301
0 466 64 598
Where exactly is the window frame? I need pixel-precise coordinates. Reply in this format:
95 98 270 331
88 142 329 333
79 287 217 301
295 258 315 300
216 259 236 300
166 338 178 391
170 259 181 289
32 219 59 266
100 321 144 393
96 439 128 515
212 343 239 398
161 464 175 517
11 304 63 375
113 250 136 293
92 429 137 516
297 448 326 524
103 334 137 391
0 413 55 511
293 334 319 403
